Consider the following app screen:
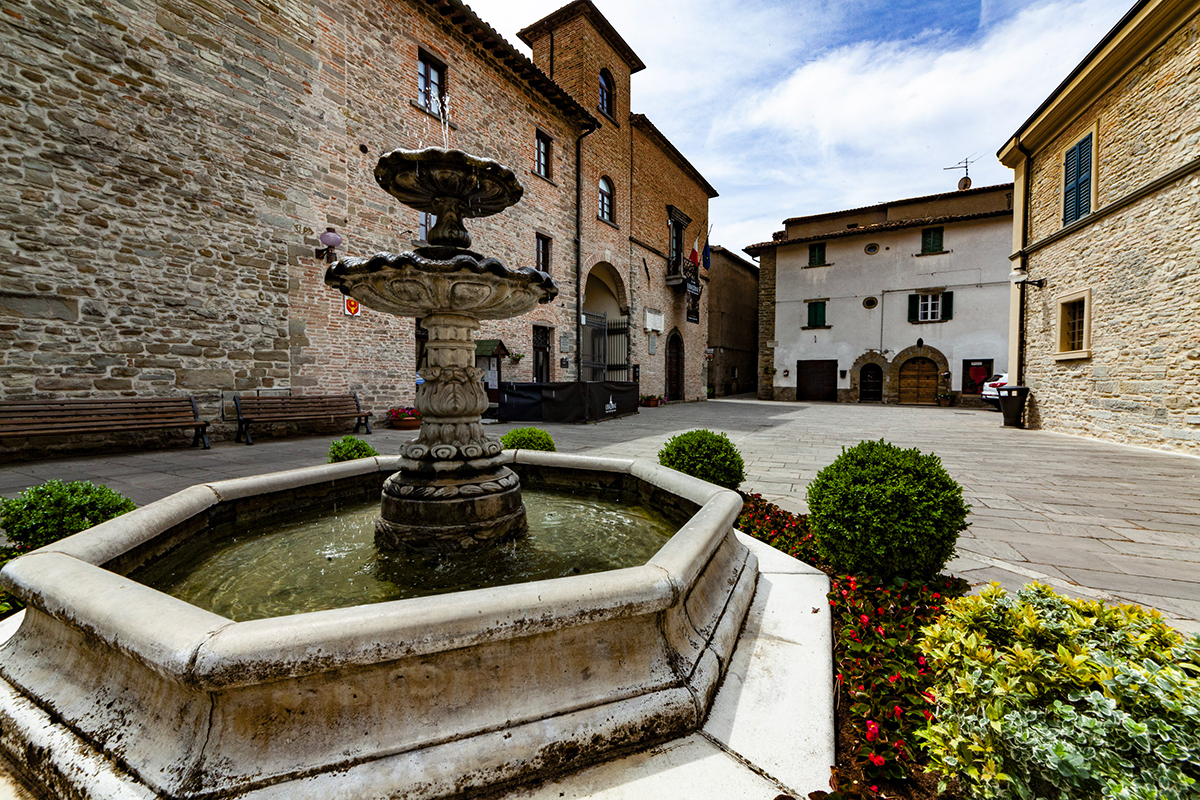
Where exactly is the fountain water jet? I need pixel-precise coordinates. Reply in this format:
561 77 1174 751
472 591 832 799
325 148 558 551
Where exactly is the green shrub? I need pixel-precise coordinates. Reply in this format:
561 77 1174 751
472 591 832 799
919 583 1200 799
657 429 745 490
500 427 556 452
0 479 137 551
327 435 379 463
806 439 968 578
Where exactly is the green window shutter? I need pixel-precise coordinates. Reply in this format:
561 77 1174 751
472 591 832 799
908 294 919 322
1075 133 1092 220
807 301 826 327
815 301 826 327
932 227 943 252
941 291 953 320
808 242 825 266
922 227 944 253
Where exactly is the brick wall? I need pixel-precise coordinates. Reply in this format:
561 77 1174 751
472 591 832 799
706 248 758 397
1021 13 1200 454
756 250 777 400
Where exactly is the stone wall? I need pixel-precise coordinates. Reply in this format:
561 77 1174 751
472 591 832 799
756 250 778 400
1021 13 1200 454
706 247 758 397
0 0 713 454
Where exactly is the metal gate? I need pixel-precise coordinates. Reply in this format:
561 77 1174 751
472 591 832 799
581 311 608 381
606 316 630 381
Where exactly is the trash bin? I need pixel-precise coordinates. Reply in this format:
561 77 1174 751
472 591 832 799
997 386 1030 428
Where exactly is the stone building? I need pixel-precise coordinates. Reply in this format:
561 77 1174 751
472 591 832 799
705 246 758 397
746 184 1013 405
0 0 714 452
998 0 1200 454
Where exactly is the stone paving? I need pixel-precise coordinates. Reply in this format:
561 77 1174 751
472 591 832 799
2 397 1198 636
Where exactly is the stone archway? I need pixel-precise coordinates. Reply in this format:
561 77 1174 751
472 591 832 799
849 351 890 403
582 261 629 316
886 344 950 405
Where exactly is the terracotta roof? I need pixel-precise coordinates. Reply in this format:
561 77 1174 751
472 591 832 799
744 209 1013 255
424 0 596 125
517 0 646 73
631 114 718 198
781 182 1014 225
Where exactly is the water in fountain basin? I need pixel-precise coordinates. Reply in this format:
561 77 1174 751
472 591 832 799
130 490 676 622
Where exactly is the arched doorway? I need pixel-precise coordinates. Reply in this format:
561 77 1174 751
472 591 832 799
666 332 683 401
898 357 938 405
859 363 883 402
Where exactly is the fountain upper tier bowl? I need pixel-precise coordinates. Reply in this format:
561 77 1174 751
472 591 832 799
0 451 757 800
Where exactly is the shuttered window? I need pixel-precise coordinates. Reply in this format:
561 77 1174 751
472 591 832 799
808 242 826 266
908 291 953 322
1063 133 1093 225
806 300 827 328
921 227 944 254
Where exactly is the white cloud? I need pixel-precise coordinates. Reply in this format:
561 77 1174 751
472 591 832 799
464 0 1132 255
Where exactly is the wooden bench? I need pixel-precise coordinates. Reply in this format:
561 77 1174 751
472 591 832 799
0 397 210 449
233 393 372 445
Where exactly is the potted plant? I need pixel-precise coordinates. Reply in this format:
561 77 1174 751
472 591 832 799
508 352 525 365
937 392 954 407
763 366 777 377
387 406 422 430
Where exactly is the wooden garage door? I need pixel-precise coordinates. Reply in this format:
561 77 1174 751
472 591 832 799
898 357 938 405
796 359 838 402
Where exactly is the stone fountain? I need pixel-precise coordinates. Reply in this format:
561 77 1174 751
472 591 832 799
325 148 558 551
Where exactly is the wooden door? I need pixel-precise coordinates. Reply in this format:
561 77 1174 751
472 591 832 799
796 359 838 402
859 363 883 402
666 333 683 401
898 357 938 404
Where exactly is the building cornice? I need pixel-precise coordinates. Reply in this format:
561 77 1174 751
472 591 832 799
745 209 1013 256
517 0 646 73
999 0 1198 165
425 0 597 127
782 183 1013 226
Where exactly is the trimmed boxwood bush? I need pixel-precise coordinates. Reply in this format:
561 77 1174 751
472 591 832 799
658 429 745 490
919 584 1200 799
500 427 556 452
327 435 379 463
0 479 137 551
806 439 967 578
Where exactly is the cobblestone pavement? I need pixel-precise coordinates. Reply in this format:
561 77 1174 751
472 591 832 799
1 398 1197 634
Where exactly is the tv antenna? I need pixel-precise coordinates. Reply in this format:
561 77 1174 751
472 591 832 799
944 154 979 190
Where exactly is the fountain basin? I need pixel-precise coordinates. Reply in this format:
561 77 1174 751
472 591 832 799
0 451 757 800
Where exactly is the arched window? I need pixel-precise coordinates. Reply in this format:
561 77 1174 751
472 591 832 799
598 177 614 222
598 69 614 118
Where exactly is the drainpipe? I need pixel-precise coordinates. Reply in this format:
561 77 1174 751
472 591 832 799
1014 137 1032 386
575 120 599 380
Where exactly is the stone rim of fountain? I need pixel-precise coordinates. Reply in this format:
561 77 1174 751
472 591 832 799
0 451 757 800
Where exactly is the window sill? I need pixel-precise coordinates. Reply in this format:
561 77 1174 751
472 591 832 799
409 99 459 129
913 250 951 257
802 325 832 330
803 263 833 268
597 108 619 127
530 170 557 187
1053 349 1091 361
597 217 620 229
908 318 949 324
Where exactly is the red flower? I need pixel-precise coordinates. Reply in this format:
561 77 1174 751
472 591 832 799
876 626 885 636
922 709 932 720
860 614 870 626
932 593 941 599
868 753 885 767
865 720 879 741
887 674 898 684
893 705 903 718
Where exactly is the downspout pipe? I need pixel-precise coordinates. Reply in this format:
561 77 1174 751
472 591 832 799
575 120 599 380
1014 137 1032 387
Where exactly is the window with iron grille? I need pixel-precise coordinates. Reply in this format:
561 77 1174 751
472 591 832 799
598 177 614 222
536 233 551 274
417 53 445 115
921 227 944 254
535 131 552 179
808 242 826 266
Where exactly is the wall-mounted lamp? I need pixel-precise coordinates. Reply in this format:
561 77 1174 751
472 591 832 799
315 228 342 263
1008 267 1045 287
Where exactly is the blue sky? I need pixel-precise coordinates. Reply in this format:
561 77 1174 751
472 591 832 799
466 0 1132 255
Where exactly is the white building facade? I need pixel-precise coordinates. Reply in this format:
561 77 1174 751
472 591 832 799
748 184 1014 405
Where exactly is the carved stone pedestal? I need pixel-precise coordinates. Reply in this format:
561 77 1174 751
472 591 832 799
377 466 526 551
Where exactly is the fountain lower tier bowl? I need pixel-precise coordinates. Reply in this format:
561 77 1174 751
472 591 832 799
0 451 757 800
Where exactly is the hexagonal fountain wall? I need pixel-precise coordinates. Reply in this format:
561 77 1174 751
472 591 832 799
0 452 757 800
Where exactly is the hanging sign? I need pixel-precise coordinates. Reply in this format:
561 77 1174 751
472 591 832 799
343 296 361 316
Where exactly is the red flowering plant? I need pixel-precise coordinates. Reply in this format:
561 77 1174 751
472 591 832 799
386 406 421 422
735 493 827 567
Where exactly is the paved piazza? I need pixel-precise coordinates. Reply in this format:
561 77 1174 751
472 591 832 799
2 398 1198 635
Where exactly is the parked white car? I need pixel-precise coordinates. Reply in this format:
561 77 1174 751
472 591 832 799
981 373 1008 408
